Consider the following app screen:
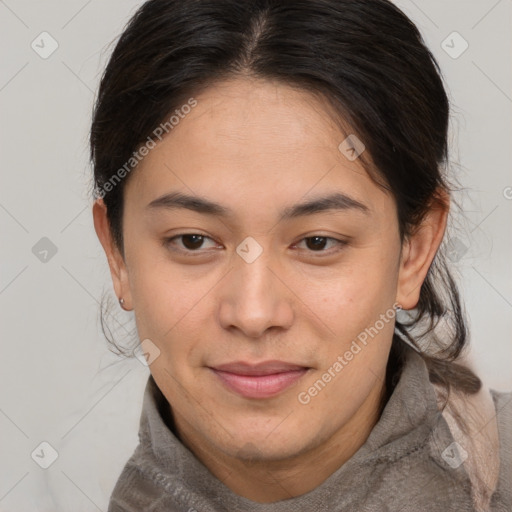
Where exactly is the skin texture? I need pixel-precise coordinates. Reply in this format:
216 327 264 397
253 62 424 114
93 77 448 503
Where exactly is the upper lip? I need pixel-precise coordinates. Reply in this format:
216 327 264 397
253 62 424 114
210 360 309 376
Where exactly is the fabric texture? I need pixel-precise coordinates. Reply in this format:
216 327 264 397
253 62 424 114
108 341 512 512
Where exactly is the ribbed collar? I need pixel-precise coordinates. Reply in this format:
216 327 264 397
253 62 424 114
135 341 462 511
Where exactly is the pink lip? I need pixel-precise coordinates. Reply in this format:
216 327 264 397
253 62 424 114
209 361 310 399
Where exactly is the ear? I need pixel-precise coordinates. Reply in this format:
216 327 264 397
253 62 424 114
92 198 132 310
396 189 449 310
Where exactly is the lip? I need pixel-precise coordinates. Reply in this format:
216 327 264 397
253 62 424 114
209 360 310 399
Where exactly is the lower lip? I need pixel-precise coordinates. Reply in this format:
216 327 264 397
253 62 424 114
210 368 309 399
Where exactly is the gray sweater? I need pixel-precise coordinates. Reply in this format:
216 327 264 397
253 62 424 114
108 342 511 511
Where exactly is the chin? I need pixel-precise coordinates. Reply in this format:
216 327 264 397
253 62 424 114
215 423 310 462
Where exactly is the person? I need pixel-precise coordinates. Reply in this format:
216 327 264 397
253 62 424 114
90 0 511 510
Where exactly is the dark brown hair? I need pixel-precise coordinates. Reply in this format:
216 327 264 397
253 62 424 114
90 0 481 410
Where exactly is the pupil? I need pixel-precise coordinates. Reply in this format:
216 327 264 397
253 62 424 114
307 236 326 250
183 235 203 250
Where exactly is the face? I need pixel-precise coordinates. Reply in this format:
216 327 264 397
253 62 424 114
94 77 441 464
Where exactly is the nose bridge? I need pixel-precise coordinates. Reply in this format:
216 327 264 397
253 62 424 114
234 233 274 284
235 238 277 305
238 248 273 294
219 237 292 337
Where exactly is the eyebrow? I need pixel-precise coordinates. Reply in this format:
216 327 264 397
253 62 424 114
146 191 370 221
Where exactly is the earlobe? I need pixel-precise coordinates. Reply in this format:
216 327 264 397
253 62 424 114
396 190 449 310
92 198 132 309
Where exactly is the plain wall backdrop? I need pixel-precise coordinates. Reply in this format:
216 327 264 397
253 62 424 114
0 1 511 510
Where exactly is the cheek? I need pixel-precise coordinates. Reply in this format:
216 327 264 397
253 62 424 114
298 251 398 339
126 239 204 330
128 259 228 385
132 282 206 364
309 252 399 398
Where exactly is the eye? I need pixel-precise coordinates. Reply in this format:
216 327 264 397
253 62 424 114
163 233 218 254
294 236 348 254
163 233 348 256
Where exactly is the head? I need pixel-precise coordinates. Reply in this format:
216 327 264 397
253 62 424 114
91 0 480 464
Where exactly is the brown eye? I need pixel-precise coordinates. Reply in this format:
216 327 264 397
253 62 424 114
305 236 329 251
180 234 206 250
163 233 218 253
296 236 347 254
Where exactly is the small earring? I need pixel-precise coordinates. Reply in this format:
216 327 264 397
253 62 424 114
119 297 127 310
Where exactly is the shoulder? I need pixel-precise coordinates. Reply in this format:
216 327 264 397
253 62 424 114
107 448 167 512
432 382 509 512
108 446 193 512
488 388 512 469
489 388 512 511
490 388 512 425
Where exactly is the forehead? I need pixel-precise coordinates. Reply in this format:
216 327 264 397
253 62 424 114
124 77 392 219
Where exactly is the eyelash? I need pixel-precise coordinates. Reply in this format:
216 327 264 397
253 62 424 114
162 233 348 257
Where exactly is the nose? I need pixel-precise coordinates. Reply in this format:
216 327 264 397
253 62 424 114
217 247 294 339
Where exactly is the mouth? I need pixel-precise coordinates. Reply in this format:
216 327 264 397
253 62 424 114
208 361 311 399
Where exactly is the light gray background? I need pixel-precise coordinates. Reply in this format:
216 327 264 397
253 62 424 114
0 1 510 510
